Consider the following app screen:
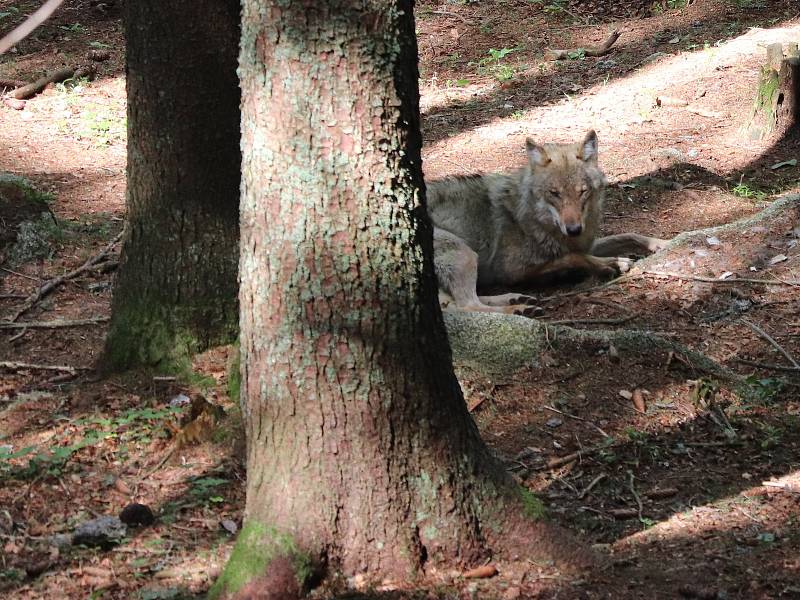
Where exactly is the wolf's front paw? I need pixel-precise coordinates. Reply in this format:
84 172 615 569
614 257 633 273
596 256 632 277
512 304 544 318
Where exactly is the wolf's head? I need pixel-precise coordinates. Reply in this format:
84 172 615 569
518 130 606 239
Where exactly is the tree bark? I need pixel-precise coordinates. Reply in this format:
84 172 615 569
211 2 561 598
103 0 241 371
742 43 800 141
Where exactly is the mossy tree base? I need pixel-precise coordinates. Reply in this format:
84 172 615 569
104 0 241 373
220 1 588 598
742 43 800 140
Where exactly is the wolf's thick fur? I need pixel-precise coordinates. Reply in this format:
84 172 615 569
428 131 668 315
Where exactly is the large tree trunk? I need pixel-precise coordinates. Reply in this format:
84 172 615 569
211 2 562 598
103 0 241 371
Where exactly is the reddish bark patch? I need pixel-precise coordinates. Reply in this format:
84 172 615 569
231 557 302 600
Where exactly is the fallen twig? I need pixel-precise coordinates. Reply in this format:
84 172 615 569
0 266 41 281
0 316 109 330
543 405 610 438
735 358 800 373
742 319 800 369
627 471 644 522
642 270 800 287
577 473 606 499
0 0 64 55
544 442 616 470
539 273 633 301
8 327 27 343
644 487 678 499
546 29 621 61
0 361 90 374
543 315 635 326
8 231 123 321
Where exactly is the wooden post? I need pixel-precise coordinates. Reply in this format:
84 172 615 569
742 43 800 140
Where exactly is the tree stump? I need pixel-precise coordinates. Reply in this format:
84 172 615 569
742 43 800 140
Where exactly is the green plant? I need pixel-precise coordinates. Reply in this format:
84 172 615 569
625 427 649 444
731 181 769 201
470 47 520 82
757 422 782 449
529 0 568 14
0 6 20 20
0 407 181 480
190 477 228 505
59 22 87 34
744 375 784 405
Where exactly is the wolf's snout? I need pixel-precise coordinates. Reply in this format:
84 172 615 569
566 224 583 236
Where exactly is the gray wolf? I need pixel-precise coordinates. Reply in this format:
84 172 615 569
428 130 668 315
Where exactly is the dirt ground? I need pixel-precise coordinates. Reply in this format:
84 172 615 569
2 0 800 598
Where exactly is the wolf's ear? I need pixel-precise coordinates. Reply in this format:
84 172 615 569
526 138 550 167
579 130 598 163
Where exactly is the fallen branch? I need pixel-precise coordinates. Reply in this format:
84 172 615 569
742 319 800 369
642 270 800 287
577 473 606 499
543 315 635 327
546 29 621 61
0 361 90 374
8 231 123 322
0 316 109 330
735 358 800 373
0 0 64 55
9 67 75 100
543 404 610 438
543 442 617 470
627 471 644 522
8 64 95 100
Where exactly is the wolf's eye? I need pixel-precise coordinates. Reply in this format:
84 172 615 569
549 189 561 198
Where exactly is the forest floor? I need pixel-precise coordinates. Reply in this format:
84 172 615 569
1 0 800 598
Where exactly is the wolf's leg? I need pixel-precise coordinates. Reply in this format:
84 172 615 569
523 252 633 281
435 229 539 317
591 233 670 257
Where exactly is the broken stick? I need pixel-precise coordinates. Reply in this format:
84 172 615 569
0 361 90 374
9 231 123 322
0 316 110 330
546 29 621 61
9 67 75 100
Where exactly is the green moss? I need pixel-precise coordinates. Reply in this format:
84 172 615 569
103 297 237 375
0 173 54 206
208 521 313 600
227 344 241 404
518 486 546 520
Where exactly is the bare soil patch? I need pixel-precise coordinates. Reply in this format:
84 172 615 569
2 1 800 598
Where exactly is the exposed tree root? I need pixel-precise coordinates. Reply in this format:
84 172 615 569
445 311 742 386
